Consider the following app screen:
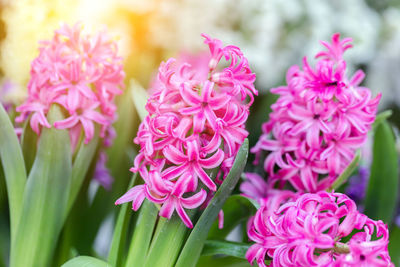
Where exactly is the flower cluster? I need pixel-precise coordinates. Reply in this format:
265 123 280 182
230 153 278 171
246 191 393 267
15 23 125 147
252 33 380 192
116 34 257 228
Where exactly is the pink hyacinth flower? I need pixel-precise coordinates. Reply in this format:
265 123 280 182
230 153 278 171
116 34 257 228
246 191 393 267
16 23 125 148
252 33 380 192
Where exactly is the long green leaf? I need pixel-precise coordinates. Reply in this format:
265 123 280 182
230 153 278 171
10 105 72 267
61 256 111 267
175 139 249 267
364 121 399 223
108 173 137 267
329 150 361 191
124 199 158 267
202 240 250 259
208 195 257 240
197 255 251 267
0 104 26 240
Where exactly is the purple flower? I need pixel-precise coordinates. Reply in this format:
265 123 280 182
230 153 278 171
93 152 113 190
346 166 370 204
1 80 15 112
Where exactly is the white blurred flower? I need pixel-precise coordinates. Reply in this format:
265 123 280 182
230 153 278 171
366 7 400 107
149 0 380 89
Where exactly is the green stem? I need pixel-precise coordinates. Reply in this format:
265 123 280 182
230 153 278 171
329 150 361 191
108 173 138 267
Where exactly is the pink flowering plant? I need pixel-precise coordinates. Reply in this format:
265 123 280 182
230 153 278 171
240 34 398 267
0 23 126 267
0 20 398 267
16 23 124 148
252 34 380 192
246 190 392 266
115 33 257 228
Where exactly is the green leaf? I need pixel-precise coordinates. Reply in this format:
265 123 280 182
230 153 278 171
197 255 251 267
329 150 361 191
124 199 158 267
364 121 399 223
143 213 193 267
372 110 392 129
61 256 111 267
10 105 72 267
107 83 139 194
208 195 257 240
0 203 9 267
0 104 26 240
66 132 99 215
389 226 400 267
130 79 148 121
20 119 38 174
175 139 249 267
108 173 137 267
202 240 250 259
77 85 138 256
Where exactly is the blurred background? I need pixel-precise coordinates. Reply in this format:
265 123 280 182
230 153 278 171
1 0 400 261
2 0 400 141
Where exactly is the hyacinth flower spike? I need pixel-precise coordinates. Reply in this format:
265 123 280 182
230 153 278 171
15 22 124 203
116 34 257 229
246 191 393 267
252 33 380 192
9 23 124 267
111 34 256 267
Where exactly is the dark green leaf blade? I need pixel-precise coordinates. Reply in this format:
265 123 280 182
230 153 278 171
197 255 251 267
66 132 99 215
20 118 37 174
175 139 249 267
364 121 399 223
